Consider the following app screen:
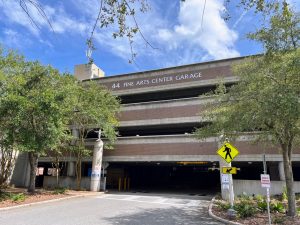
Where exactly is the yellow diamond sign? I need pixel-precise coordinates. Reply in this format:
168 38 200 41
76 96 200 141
217 142 239 163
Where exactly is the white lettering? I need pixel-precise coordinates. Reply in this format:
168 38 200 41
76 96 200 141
112 82 120 89
175 72 202 80
123 82 134 87
136 79 150 86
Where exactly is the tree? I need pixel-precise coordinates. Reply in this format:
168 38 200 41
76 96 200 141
0 55 77 193
195 4 300 216
71 81 120 190
0 49 27 189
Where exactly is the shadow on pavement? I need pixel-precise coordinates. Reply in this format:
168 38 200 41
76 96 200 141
104 206 223 225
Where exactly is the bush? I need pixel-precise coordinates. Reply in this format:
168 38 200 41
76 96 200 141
52 188 67 195
254 194 264 202
234 200 257 218
257 199 268 212
0 191 11 202
216 201 231 211
238 192 253 201
270 200 286 213
10 193 26 202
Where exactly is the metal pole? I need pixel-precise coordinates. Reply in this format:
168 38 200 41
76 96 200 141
263 154 271 225
228 162 234 208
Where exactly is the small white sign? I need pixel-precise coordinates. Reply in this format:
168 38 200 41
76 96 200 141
221 174 230 184
222 184 230 190
261 174 271 188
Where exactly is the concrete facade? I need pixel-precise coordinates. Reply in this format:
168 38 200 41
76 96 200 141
11 56 299 194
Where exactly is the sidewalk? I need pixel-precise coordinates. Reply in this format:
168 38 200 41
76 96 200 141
0 187 104 210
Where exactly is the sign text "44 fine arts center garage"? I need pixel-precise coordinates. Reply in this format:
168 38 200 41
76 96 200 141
111 71 202 89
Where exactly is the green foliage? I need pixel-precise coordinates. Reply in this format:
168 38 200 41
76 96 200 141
270 200 286 213
52 187 67 195
10 193 26 202
257 199 268 212
233 200 257 218
0 191 11 202
71 80 120 190
282 186 288 201
297 207 300 216
238 193 253 201
0 48 120 192
216 201 231 211
254 194 264 201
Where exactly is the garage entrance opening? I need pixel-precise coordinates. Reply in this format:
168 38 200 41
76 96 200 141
106 162 220 194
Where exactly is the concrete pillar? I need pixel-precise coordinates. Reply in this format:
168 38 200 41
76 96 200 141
67 162 75 177
90 138 104 192
71 128 79 145
279 161 285 181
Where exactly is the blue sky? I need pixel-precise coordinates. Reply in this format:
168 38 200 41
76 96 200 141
0 0 299 76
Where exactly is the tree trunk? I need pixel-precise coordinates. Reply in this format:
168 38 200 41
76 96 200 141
282 148 296 216
28 152 39 193
76 152 82 191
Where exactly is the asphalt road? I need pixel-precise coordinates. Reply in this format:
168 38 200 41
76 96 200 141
0 192 224 225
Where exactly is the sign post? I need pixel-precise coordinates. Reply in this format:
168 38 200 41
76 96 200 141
262 154 271 225
217 141 239 217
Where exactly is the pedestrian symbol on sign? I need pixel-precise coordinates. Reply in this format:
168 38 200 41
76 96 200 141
223 145 232 160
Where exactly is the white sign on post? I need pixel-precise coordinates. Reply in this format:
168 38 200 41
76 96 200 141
261 174 271 188
221 174 230 189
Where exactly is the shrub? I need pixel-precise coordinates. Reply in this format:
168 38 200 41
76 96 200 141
297 207 300 216
52 187 67 195
10 193 26 202
0 191 11 202
216 201 231 211
234 200 257 218
238 192 253 201
257 199 268 212
270 200 286 213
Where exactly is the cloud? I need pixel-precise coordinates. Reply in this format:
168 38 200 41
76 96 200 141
0 1 89 36
287 0 300 11
155 0 239 61
0 0 241 70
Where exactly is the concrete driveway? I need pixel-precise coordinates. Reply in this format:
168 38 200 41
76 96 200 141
0 192 224 225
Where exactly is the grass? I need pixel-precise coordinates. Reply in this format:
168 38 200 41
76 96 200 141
52 187 67 195
0 191 26 202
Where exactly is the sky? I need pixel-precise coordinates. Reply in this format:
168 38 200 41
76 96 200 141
0 0 299 76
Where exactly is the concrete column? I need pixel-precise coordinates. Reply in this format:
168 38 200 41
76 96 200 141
71 128 79 145
279 161 285 181
67 162 75 177
90 138 104 192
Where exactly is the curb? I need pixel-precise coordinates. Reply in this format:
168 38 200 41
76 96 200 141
0 192 104 211
208 197 243 225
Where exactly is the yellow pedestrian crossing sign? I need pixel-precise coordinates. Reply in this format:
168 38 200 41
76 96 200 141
217 142 239 163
